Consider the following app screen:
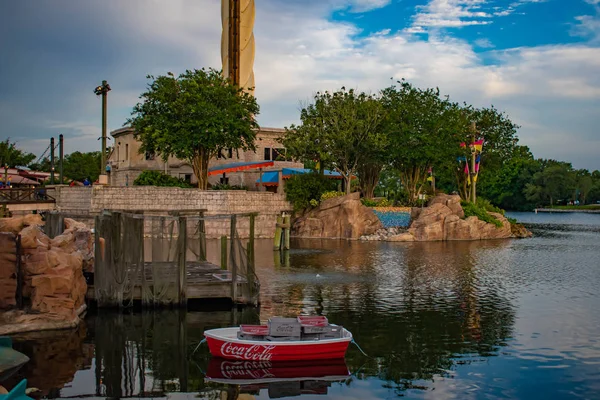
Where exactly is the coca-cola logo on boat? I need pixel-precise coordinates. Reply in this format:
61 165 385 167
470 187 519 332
220 360 275 379
220 342 276 361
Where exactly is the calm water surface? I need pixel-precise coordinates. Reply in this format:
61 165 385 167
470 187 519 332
4 212 600 399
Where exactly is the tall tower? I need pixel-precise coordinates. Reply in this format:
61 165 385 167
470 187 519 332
221 0 255 94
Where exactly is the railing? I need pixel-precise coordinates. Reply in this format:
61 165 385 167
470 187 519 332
0 187 56 204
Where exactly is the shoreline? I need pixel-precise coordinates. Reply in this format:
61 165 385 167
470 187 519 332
534 208 600 214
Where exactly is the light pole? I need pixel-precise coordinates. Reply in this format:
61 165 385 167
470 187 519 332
94 81 111 182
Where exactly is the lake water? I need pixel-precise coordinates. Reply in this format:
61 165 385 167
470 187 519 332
4 212 600 399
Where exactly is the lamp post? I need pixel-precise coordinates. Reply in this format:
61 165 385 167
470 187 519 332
94 81 111 182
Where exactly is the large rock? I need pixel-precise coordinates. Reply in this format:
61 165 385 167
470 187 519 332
389 194 525 242
0 214 43 234
292 192 383 239
0 215 92 327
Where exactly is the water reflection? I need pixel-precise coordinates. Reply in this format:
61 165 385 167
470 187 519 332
5 213 599 398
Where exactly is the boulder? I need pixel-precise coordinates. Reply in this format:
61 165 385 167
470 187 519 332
0 214 43 234
292 193 383 239
511 222 533 238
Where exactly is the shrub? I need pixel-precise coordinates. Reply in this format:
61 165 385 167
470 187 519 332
377 198 392 207
361 198 378 207
310 199 319 207
320 191 345 202
134 170 193 188
476 198 505 215
284 173 338 211
461 201 503 228
211 183 247 190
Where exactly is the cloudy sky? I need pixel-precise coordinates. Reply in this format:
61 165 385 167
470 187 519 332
1 0 599 170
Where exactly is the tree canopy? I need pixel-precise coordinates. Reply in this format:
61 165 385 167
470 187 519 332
128 68 260 189
0 139 36 168
281 88 385 195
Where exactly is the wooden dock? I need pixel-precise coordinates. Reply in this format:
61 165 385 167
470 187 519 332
86 260 256 304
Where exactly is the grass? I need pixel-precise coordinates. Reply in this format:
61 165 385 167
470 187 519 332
547 205 600 210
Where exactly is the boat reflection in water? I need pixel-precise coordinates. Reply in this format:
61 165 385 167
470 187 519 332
205 357 350 397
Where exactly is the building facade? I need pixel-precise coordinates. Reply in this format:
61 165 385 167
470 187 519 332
106 127 303 190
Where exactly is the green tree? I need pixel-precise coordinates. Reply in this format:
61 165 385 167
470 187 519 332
281 88 386 195
524 160 575 206
477 146 541 210
0 139 36 168
575 169 593 205
381 81 466 204
128 68 260 189
63 151 102 182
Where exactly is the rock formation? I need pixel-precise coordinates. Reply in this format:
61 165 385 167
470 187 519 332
292 192 383 239
362 194 531 242
0 215 93 335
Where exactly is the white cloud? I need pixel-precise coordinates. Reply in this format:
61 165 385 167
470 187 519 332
474 38 495 48
347 0 392 12
6 0 600 171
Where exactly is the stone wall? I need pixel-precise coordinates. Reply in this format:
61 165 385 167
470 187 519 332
54 186 292 238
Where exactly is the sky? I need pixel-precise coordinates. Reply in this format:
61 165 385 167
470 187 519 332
0 0 599 170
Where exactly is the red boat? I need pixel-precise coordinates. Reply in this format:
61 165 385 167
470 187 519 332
203 316 353 361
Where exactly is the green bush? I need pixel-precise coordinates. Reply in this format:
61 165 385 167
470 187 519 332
284 173 338 211
461 201 503 228
320 191 345 202
361 198 378 207
476 198 505 215
377 198 392 207
310 199 319 207
211 183 247 190
134 170 193 188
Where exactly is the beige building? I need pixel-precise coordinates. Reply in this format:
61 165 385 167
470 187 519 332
106 127 303 191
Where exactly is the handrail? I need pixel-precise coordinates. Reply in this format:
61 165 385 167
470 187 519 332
0 187 56 204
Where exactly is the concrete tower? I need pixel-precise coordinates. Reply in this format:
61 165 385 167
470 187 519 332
221 0 255 94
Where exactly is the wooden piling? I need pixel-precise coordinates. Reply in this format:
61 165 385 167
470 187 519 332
283 214 291 250
177 216 187 307
274 215 283 250
221 236 228 270
198 211 206 261
249 213 256 269
230 214 237 301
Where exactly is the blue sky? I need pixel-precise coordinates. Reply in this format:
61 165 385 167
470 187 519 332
0 0 599 170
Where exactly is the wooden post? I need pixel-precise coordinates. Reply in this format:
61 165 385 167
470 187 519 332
249 213 255 270
177 216 187 307
283 214 290 250
221 236 228 270
198 211 206 261
230 214 237 302
274 215 283 250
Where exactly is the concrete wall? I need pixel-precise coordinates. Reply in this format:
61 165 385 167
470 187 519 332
54 186 292 238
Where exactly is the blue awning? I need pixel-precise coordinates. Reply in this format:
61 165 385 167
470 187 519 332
256 171 279 186
282 168 342 178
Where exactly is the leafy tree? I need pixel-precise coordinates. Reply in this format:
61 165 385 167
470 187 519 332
128 68 260 189
478 146 541 210
575 169 593 205
63 151 102 182
381 81 466 204
0 139 36 168
28 157 51 172
524 160 575 206
281 88 386 195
